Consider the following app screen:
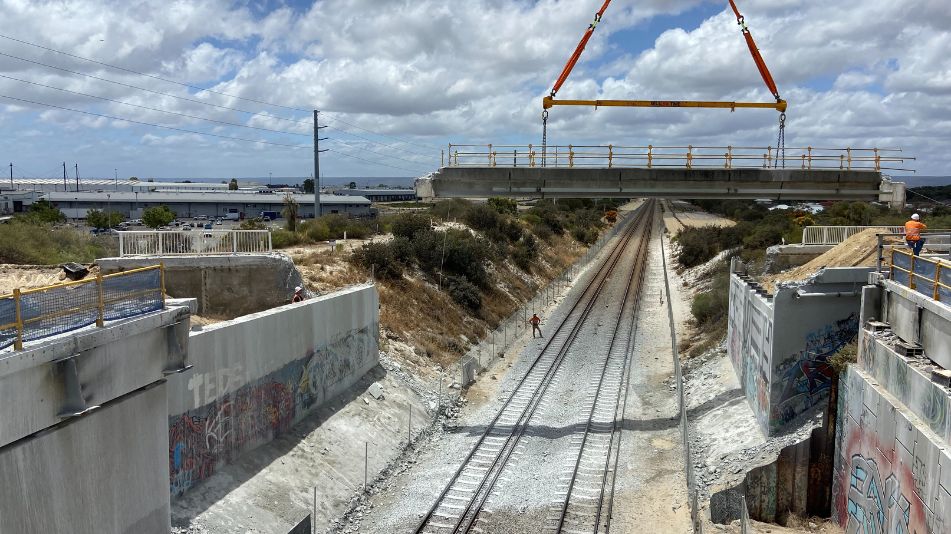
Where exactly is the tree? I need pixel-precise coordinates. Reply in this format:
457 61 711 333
348 181 357 190
129 176 139 182
302 178 314 194
282 193 299 232
87 210 126 230
228 178 238 191
25 199 65 224
142 205 176 228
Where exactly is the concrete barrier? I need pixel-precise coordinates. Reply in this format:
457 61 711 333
99 253 307 318
166 284 379 497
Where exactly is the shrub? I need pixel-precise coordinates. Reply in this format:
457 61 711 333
353 242 403 279
445 275 481 311
512 234 539 271
463 204 502 233
0 221 116 264
488 197 517 216
392 213 432 239
303 220 331 241
270 229 302 248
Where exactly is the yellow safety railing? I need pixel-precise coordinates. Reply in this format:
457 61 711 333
889 249 951 302
0 265 165 351
445 144 915 172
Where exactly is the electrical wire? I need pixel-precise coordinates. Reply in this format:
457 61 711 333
0 73 310 137
0 32 310 113
0 93 311 148
908 188 951 208
323 123 435 158
324 148 427 175
0 50 313 126
320 112 442 151
0 34 443 153
326 137 432 169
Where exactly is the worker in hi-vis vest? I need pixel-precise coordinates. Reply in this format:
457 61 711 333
904 213 927 256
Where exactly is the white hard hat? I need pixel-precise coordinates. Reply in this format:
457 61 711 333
912 213 920 220
295 286 302 292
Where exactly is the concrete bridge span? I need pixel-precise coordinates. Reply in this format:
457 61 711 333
416 166 905 204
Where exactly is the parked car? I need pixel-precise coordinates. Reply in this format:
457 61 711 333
182 226 192 231
203 223 213 230
215 219 223 226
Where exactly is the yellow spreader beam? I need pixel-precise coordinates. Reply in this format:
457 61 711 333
543 96 787 113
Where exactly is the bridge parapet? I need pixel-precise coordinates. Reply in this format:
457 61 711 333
443 144 913 173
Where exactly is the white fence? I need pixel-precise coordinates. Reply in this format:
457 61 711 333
801 226 903 245
118 230 272 256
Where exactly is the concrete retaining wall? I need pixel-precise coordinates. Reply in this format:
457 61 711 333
0 383 171 533
99 253 307 318
832 364 949 533
167 284 379 497
830 278 951 533
727 264 868 435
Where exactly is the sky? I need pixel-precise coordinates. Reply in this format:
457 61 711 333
1 0 949 180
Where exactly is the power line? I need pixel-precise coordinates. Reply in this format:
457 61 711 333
908 188 951 208
324 123 436 158
0 73 310 137
0 50 313 126
0 93 311 149
321 112 442 151
3 95 430 174
326 137 431 169
324 147 427 175
0 32 310 113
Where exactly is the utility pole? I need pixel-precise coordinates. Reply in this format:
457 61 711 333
9 163 12 189
62 162 67 192
313 110 328 219
115 168 118 191
74 163 80 192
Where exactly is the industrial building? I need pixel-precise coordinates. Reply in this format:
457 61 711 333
42 191 372 219
7 178 229 193
0 191 38 214
333 188 418 202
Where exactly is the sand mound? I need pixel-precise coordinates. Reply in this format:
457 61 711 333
0 264 100 296
765 228 904 291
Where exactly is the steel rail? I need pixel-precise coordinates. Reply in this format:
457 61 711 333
552 201 654 533
414 202 653 534
456 204 654 534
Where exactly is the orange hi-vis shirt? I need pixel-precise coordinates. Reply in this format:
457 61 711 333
905 220 927 241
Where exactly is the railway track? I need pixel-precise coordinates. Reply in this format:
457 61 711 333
415 200 657 534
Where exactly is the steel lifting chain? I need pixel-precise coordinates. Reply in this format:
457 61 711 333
775 112 786 169
542 109 549 167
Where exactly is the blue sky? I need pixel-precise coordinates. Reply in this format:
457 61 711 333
1 0 948 180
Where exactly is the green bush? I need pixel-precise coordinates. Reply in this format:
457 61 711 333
392 213 432 239
690 269 730 328
488 197 517 216
302 220 331 241
142 205 176 228
270 229 302 248
353 242 404 279
445 275 481 311
0 221 116 264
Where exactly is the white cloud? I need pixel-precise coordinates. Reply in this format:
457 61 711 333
0 0 948 177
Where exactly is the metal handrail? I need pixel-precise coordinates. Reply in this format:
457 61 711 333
119 230 272 256
889 248 951 302
0 265 165 351
446 143 914 172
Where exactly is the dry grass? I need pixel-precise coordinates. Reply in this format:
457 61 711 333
286 228 585 369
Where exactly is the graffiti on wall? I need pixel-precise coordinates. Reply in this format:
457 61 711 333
168 326 376 497
771 313 859 430
845 454 912 534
